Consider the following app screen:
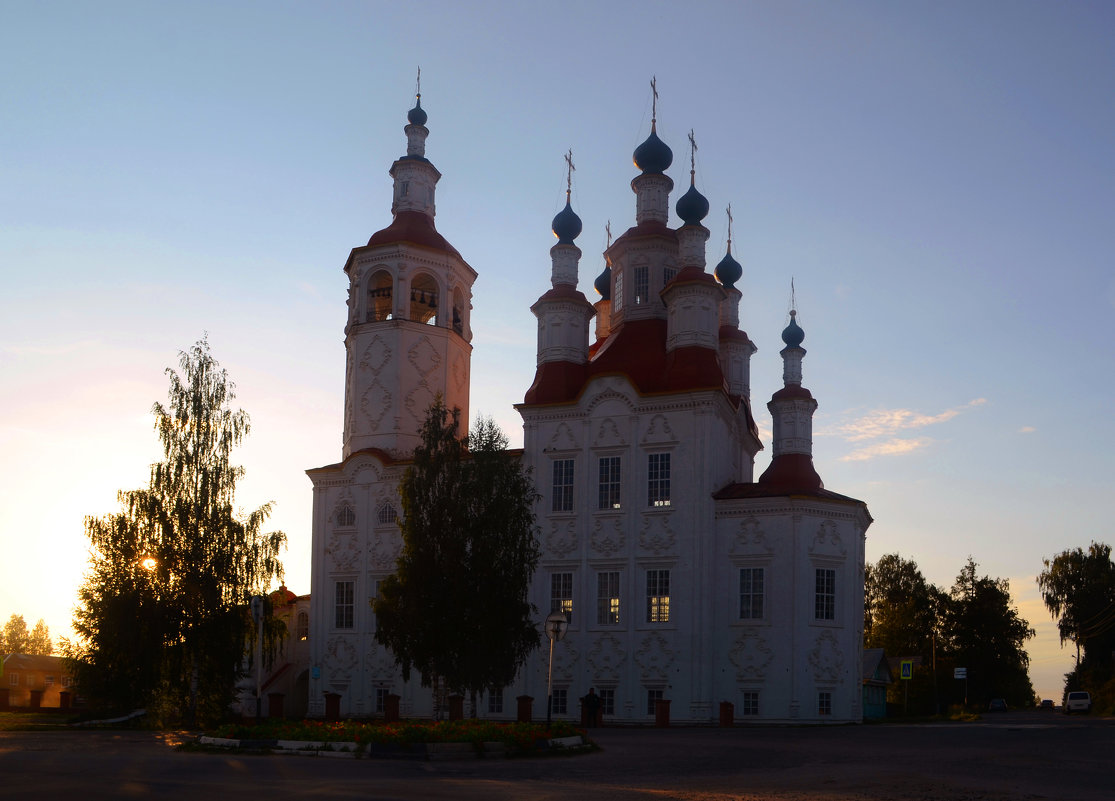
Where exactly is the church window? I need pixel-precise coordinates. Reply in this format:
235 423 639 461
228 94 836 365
409 273 438 325
336 505 356 528
551 687 568 715
8 674 17 687
598 456 621 510
297 611 309 641
739 568 764 620
370 578 383 632
597 571 620 625
377 502 398 526
487 688 504 715
815 569 836 621
663 265 677 285
646 687 664 715
742 691 759 716
598 687 616 715
452 288 465 335
647 453 671 507
551 459 574 512
334 580 355 629
550 571 574 624
367 270 394 322
633 265 649 305
646 569 670 623
613 272 624 314
375 687 390 713
818 691 832 716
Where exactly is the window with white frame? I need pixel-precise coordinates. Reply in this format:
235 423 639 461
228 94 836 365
739 567 765 620
335 580 355 629
62 676 72 688
551 459 575 512
646 569 671 623
646 688 664 715
815 568 836 621
551 687 568 715
613 272 624 314
634 265 649 305
44 675 54 686
375 687 390 713
8 674 17 686
598 456 622 510
488 688 504 714
663 265 677 286
742 691 759 716
818 691 832 716
336 505 356 527
297 610 309 641
596 571 621 625
551 572 574 624
377 502 398 526
599 687 616 715
647 453 671 507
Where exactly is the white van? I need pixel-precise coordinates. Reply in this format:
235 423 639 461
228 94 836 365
1063 691 1092 714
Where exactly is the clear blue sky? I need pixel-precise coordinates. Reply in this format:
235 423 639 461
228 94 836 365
3 1 1113 700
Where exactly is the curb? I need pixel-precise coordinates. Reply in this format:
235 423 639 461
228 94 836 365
195 734 586 760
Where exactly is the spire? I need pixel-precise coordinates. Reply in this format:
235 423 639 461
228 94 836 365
549 150 583 286
391 75 440 217
758 292 823 491
715 204 743 288
675 129 710 226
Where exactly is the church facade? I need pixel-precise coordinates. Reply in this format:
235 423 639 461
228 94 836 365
307 93 871 724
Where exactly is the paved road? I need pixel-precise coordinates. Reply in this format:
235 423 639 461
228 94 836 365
0 713 1109 800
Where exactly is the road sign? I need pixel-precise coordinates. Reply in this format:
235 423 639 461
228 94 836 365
954 667 967 679
900 659 913 680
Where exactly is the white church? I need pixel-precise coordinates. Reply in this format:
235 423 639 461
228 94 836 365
306 90 872 724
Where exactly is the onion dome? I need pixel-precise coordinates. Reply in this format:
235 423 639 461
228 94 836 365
782 310 805 348
407 95 427 126
714 246 742 289
676 179 709 225
633 124 673 174
551 198 583 244
594 264 612 300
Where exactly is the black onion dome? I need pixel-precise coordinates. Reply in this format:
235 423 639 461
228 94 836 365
594 264 612 300
551 199 582 244
676 181 710 225
782 310 805 348
407 96 427 126
633 127 673 174
714 248 743 289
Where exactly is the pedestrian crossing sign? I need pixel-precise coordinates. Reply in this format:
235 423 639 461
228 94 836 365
900 660 913 680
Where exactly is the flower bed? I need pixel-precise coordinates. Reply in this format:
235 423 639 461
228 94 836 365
210 718 585 755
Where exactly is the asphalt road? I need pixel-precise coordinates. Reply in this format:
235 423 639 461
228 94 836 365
0 712 1109 800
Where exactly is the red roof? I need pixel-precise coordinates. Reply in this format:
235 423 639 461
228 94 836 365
364 210 462 258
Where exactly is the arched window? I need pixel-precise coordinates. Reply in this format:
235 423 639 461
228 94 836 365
367 270 394 322
409 273 438 325
377 502 398 526
452 287 465 335
297 611 309 641
336 505 356 528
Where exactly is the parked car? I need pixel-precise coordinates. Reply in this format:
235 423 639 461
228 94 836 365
1039 699 1054 710
988 698 1008 712
1063 691 1091 714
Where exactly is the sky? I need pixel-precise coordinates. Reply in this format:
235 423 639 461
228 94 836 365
2 0 1113 702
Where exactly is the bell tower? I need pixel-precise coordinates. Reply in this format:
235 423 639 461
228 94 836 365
340 87 476 459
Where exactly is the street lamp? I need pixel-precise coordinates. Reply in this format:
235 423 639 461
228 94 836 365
544 612 568 726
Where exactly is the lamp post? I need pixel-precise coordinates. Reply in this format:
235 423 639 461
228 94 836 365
544 612 568 726
250 595 264 720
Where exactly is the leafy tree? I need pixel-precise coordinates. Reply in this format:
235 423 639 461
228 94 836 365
374 400 541 718
865 553 939 659
940 558 1035 709
28 619 52 655
2 614 30 654
68 338 286 726
1037 542 1115 706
